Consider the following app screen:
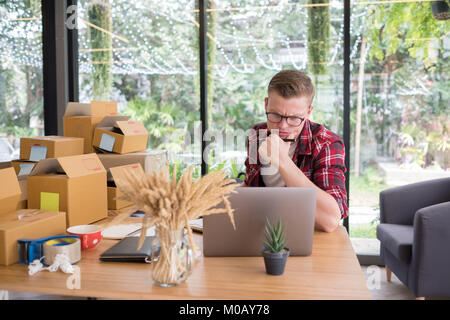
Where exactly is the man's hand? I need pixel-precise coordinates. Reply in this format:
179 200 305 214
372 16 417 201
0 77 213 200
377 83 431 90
258 134 292 168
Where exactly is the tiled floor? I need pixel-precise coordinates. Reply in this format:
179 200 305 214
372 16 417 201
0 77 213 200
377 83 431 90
5 266 418 300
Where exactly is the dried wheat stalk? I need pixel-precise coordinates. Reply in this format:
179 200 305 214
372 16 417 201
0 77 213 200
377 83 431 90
110 165 239 285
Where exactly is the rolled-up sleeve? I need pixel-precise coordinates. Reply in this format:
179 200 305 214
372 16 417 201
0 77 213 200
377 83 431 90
312 139 348 219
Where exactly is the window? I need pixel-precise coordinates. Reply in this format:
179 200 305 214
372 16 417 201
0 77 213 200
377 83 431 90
206 0 345 178
0 0 44 161
349 0 449 255
77 0 200 175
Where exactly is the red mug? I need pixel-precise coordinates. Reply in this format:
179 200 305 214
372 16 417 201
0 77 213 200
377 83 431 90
67 225 103 250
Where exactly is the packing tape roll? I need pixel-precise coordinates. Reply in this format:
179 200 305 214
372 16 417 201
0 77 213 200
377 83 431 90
43 237 81 265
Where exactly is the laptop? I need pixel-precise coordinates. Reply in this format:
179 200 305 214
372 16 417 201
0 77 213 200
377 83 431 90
203 187 316 257
99 236 155 263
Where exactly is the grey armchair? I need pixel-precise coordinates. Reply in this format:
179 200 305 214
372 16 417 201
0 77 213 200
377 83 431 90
376 177 450 299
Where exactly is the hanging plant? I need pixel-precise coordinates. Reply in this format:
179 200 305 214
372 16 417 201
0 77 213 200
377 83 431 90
307 0 330 76
88 0 112 100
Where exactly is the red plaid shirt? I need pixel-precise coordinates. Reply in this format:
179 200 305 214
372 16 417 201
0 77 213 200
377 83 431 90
244 119 348 219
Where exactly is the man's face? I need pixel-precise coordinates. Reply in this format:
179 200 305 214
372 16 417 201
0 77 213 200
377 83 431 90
264 91 313 141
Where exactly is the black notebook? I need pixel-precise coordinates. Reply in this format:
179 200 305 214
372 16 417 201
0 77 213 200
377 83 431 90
99 236 155 263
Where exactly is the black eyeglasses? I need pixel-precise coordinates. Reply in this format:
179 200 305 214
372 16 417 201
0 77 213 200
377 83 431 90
266 112 305 127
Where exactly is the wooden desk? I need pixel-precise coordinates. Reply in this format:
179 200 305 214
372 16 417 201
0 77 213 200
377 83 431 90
0 223 371 300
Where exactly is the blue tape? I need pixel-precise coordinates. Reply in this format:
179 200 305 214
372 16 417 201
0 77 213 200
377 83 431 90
17 235 79 264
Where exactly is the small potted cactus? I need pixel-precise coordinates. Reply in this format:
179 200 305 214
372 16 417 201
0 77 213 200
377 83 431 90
262 217 289 276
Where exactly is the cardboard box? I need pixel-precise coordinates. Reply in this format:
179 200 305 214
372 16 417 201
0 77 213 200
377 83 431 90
17 179 28 210
0 209 66 266
98 150 169 181
107 186 132 210
0 167 27 210
92 116 148 154
0 161 11 170
0 167 66 265
63 101 118 154
27 153 108 227
7 161 30 209
0 168 22 216
107 163 145 210
20 136 84 161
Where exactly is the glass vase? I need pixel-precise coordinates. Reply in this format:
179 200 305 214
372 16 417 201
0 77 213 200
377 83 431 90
151 227 193 287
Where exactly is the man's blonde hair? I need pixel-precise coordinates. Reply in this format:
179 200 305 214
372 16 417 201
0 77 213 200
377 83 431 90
268 70 315 105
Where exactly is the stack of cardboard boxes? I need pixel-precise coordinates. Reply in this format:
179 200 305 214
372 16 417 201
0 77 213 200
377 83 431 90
0 167 66 266
64 101 168 210
99 150 168 210
0 100 169 265
11 136 84 175
63 101 118 153
10 136 84 210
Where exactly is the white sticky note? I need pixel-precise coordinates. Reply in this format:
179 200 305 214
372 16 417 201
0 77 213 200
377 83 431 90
29 145 47 161
130 225 155 237
102 223 142 240
99 133 115 152
189 218 203 230
18 163 35 176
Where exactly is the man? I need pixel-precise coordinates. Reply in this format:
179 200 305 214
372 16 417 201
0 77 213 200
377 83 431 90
242 70 348 233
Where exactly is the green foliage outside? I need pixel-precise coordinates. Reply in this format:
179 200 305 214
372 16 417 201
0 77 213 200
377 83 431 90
349 166 390 238
1 1 448 241
307 0 330 76
367 2 448 63
169 152 244 182
88 1 112 100
360 1 449 169
349 223 377 239
124 97 198 152
0 0 44 139
350 167 391 207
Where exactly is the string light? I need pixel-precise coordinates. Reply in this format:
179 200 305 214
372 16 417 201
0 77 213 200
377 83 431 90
74 0 361 75
0 1 42 68
3 0 435 89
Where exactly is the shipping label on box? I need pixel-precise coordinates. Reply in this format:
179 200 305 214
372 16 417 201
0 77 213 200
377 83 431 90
99 133 116 152
11 160 36 177
29 145 47 162
18 163 35 176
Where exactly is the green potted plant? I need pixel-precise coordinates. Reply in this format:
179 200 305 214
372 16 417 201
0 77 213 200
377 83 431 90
262 218 289 276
